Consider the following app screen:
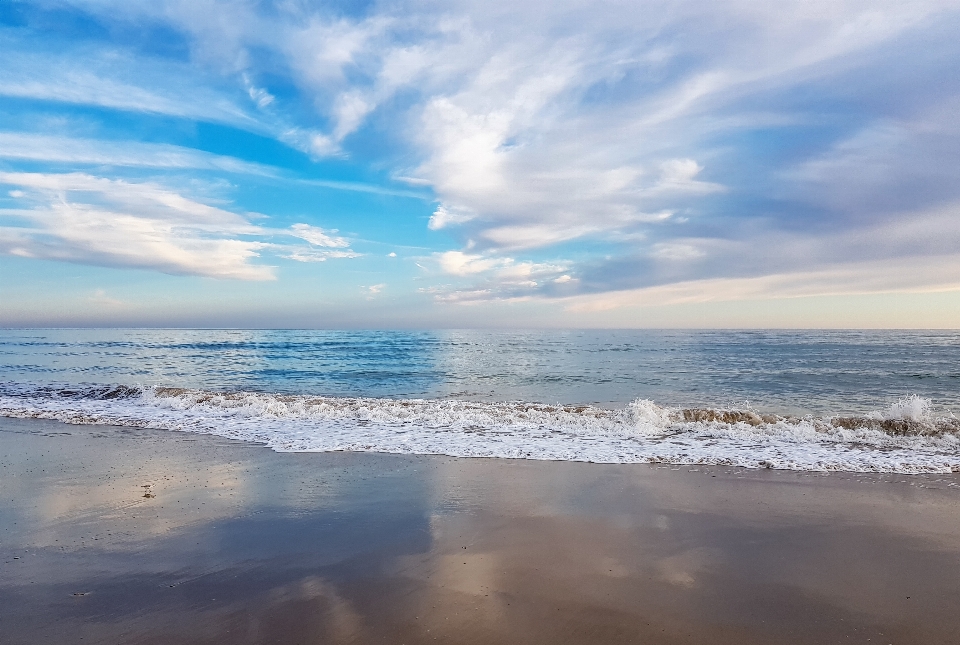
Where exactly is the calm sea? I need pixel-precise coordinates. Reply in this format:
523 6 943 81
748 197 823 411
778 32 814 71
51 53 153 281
1 329 958 473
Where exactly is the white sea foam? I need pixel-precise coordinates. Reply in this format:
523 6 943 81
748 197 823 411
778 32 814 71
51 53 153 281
1 385 958 474
873 394 932 422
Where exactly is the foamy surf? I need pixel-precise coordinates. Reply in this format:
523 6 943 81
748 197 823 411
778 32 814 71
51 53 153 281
1 384 958 474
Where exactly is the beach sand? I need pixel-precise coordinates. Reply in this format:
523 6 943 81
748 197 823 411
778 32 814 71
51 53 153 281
2 416 959 644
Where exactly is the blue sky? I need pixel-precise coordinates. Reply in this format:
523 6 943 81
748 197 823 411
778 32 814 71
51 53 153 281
2 0 959 327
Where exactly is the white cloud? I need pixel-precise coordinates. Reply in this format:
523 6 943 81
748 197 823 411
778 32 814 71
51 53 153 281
781 106 960 217
0 132 275 175
563 253 960 312
88 289 124 307
0 44 257 126
0 172 358 279
436 251 505 276
242 73 275 108
0 172 272 280
652 243 706 261
430 249 570 302
427 198 960 305
0 35 381 161
54 1 956 224
363 283 386 299
280 248 361 263
478 223 600 250
288 223 350 248
647 159 725 196
427 288 499 305
428 204 476 230
8 0 960 309
332 91 375 141
0 133 431 199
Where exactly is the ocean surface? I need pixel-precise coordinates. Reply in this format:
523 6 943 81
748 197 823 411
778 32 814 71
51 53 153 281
1 329 958 473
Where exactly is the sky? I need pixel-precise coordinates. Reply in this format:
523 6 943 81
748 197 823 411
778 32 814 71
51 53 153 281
1 0 960 328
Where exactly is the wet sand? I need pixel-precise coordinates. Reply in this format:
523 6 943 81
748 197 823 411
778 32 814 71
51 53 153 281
2 417 960 644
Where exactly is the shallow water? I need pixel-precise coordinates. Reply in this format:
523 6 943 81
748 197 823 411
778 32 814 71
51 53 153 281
1 329 959 472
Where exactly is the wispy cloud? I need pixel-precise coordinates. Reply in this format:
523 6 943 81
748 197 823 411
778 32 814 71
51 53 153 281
428 205 475 230
297 178 430 200
288 223 349 248
563 253 960 312
363 283 386 299
88 289 124 307
0 132 431 199
3 0 960 317
281 224 361 262
0 132 275 175
0 43 257 126
426 250 572 303
0 172 359 279
280 248 361 263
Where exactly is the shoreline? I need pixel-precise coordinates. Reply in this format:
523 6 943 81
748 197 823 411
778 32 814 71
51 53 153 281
3 416 960 644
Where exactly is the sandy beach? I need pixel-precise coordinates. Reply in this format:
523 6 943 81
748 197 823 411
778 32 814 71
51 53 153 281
2 416 960 644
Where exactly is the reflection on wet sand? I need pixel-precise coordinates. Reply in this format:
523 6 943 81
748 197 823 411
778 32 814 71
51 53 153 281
2 417 960 644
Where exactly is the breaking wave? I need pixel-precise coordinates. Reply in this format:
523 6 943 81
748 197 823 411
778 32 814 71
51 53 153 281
1 383 958 474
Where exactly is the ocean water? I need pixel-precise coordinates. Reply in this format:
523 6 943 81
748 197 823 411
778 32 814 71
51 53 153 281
1 329 958 473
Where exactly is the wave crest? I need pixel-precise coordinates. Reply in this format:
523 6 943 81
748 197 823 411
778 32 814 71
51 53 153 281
1 384 958 473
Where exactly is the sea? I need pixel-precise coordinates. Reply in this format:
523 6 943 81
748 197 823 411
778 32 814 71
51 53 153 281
1 329 958 474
